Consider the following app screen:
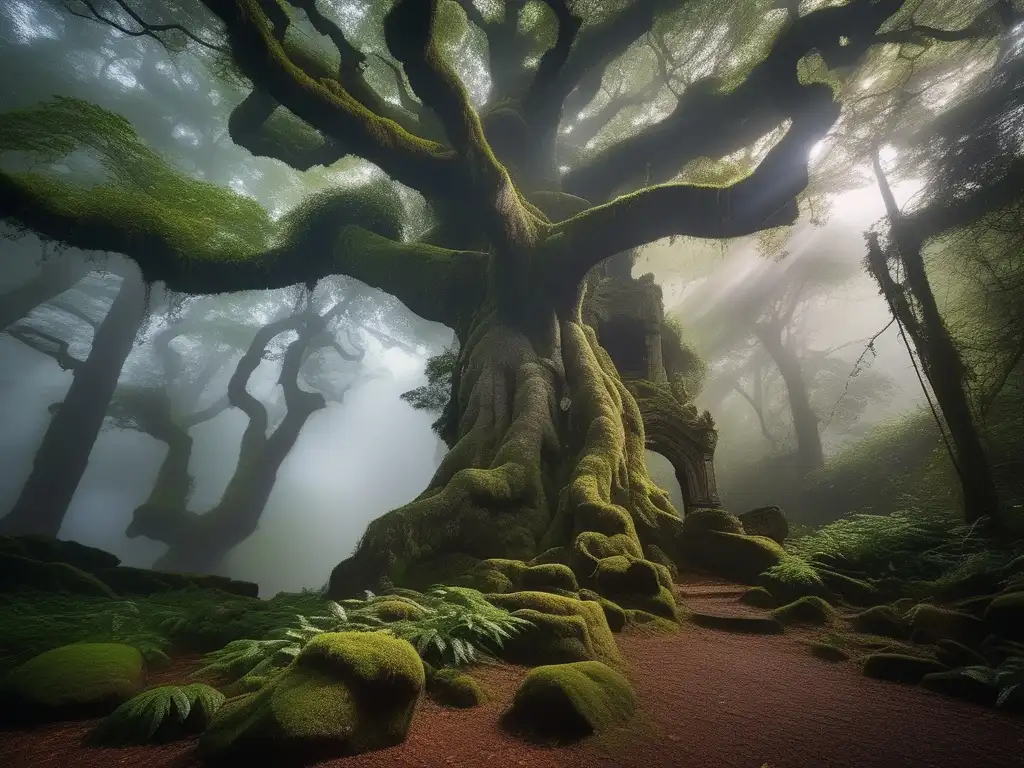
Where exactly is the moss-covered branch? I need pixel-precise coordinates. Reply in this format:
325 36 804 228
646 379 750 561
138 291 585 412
543 84 840 287
198 0 460 198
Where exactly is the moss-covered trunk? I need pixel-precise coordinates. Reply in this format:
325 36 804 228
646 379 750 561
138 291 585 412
0 268 146 537
328 289 687 616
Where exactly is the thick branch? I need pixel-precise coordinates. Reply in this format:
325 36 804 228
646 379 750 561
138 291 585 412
69 0 230 53
546 85 839 285
6 326 82 371
563 0 905 202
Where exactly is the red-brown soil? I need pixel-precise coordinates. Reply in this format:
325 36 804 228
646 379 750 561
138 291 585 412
2 581 1022 768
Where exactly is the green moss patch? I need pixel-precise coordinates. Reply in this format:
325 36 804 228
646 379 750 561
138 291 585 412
426 668 485 708
740 587 777 609
772 596 834 626
0 643 145 723
503 661 636 743
861 653 947 684
200 631 424 761
850 605 907 638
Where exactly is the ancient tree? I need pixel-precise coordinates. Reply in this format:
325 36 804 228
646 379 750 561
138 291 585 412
1 0 1015 609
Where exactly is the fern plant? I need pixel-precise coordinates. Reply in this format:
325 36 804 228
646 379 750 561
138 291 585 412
87 684 225 745
957 656 1024 708
191 638 301 683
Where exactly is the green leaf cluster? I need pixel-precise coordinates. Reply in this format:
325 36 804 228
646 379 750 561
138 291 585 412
87 683 226 745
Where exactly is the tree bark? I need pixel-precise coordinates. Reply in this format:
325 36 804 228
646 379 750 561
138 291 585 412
0 266 147 537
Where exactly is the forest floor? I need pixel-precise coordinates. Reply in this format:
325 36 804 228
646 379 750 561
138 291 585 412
2 575 1022 768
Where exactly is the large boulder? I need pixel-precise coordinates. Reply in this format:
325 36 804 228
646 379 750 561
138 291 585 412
200 631 424 761
503 661 636 742
681 509 786 584
0 643 145 723
738 506 789 544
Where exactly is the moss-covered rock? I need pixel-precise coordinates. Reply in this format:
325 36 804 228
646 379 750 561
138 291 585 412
98 566 259 598
471 559 580 594
920 670 998 706
984 592 1024 640
200 631 424 761
486 592 620 666
366 598 427 622
426 668 484 708
809 642 850 662
680 511 785 583
933 639 990 668
850 605 907 638
817 569 878 605
758 555 826 602
772 596 834 626
0 552 118 598
861 653 947 684
0 534 121 572
740 587 777 609
908 604 986 646
0 643 145 723
578 589 627 632
738 505 789 544
643 544 679 580
503 661 636 742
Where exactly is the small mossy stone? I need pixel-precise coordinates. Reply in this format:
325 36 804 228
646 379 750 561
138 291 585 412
908 604 986 646
0 552 118 598
818 569 878 605
487 592 620 666
851 605 907 638
200 631 424 761
579 589 627 632
773 596 834 626
624 610 680 633
758 555 826 602
368 598 427 622
0 643 145 723
464 568 516 594
984 592 1024 640
737 506 789 544
741 587 777 609
426 668 484 708
861 653 947 684
681 508 745 537
594 556 661 598
503 661 636 743
809 642 850 662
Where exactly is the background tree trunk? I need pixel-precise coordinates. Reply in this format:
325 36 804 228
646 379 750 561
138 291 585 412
0 266 147 537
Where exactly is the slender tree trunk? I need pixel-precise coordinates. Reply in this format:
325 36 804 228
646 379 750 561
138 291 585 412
755 322 824 472
0 267 147 536
0 260 89 331
871 157 1001 526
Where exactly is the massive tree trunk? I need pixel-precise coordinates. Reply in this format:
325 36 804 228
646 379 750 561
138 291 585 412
0 267 147 537
754 320 825 472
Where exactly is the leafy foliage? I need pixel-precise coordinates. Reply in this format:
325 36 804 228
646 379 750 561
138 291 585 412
400 343 459 438
193 586 533 682
952 656 1024 709
87 683 225 745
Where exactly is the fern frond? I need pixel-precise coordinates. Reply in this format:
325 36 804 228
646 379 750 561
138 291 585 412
86 684 225 745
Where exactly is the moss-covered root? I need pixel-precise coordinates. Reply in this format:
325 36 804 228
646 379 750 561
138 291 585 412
200 632 424 762
0 643 145 723
426 668 485 708
503 661 636 743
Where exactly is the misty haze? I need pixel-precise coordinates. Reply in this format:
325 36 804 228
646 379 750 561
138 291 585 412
0 1 1022 767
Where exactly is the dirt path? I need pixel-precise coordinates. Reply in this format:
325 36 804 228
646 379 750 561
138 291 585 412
2 583 1022 768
